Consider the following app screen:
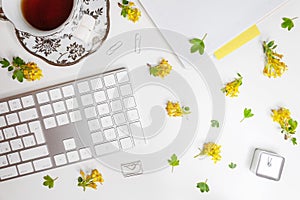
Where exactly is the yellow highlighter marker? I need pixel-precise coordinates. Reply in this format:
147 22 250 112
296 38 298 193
214 25 260 60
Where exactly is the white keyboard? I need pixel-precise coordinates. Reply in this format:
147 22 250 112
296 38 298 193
0 68 144 181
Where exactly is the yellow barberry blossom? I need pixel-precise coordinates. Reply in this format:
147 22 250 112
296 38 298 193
194 142 222 164
221 73 243 97
148 59 172 78
119 1 141 23
127 7 141 23
78 169 104 191
166 101 191 117
263 41 288 78
271 107 298 145
23 62 43 81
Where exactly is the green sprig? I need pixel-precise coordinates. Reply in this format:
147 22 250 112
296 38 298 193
190 33 207 55
196 179 209 193
168 154 180 173
43 175 58 189
240 108 254 122
281 17 297 31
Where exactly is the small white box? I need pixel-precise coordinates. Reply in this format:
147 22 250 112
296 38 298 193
250 148 285 181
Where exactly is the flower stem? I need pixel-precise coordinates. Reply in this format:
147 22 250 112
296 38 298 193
202 33 208 41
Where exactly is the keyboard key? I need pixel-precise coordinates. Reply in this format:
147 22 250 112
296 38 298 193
40 104 54 117
62 85 75 98
65 98 79 110
17 162 34 175
104 128 117 141
91 132 104 144
0 155 8 167
43 117 57 129
10 139 23 151
0 130 3 141
66 151 80 163
127 109 140 121
113 113 126 125
0 166 18 180
29 121 45 144
116 71 129 83
63 138 76 151
90 78 103 90
49 88 62 101
84 107 97 119
0 102 9 114
120 84 132 96
56 114 69 126
106 87 120 99
7 152 21 164
69 110 82 123
36 92 50 104
18 108 38 122
79 148 92 160
3 127 17 139
20 145 49 161
33 157 52 171
123 96 136 109
88 119 101 131
16 124 29 136
23 135 36 147
77 81 90 93
8 99 22 111
53 101 66 113
0 142 11 154
110 100 123 112
94 91 106 103
95 141 119 156
120 137 133 150
54 154 67 166
97 103 110 115
21 95 35 108
0 116 6 128
81 94 94 106
6 113 20 125
103 74 116 87
100 116 113 128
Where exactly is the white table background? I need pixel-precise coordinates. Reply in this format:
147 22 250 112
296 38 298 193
1 0 300 199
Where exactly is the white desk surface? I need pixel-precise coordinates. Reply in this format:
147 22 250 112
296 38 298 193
1 0 300 199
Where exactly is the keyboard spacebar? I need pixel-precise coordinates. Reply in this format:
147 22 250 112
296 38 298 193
20 145 49 161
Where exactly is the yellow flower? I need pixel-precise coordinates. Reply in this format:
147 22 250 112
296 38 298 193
194 143 222 164
221 73 243 97
23 62 43 81
78 169 104 191
271 107 291 128
166 101 183 117
149 59 172 78
263 41 288 78
127 7 141 23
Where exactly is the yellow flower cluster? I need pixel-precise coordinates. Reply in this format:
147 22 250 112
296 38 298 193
263 41 288 78
78 169 104 191
119 1 141 23
271 107 291 128
221 73 243 97
166 101 183 117
23 62 43 81
194 143 222 164
149 59 173 78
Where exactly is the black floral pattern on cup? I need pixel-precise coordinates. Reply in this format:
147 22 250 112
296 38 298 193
67 42 85 60
33 38 61 56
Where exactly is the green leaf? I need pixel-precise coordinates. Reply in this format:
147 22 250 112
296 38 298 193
14 70 24 82
43 175 57 189
196 180 209 193
189 34 207 55
12 57 25 66
267 40 275 48
8 66 14 71
281 17 297 31
122 0 129 5
291 137 297 145
211 120 220 128
240 108 254 122
228 162 237 169
168 154 180 172
0 58 10 68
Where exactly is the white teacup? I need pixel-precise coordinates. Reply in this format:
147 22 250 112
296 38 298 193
1 0 78 36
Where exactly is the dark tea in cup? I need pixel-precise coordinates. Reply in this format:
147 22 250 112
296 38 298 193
21 0 74 31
